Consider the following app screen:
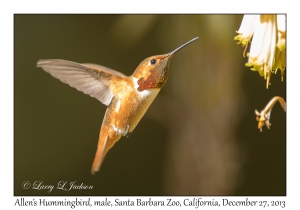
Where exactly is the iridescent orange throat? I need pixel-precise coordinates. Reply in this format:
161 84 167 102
137 65 169 91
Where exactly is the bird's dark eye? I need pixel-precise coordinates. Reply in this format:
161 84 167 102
150 59 156 65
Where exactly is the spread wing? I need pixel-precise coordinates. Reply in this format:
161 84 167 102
37 59 126 106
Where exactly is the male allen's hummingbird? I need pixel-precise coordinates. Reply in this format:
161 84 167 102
37 37 198 175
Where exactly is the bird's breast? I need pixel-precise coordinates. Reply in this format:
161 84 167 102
106 77 160 135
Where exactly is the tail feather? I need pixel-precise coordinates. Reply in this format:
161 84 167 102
91 125 121 175
91 135 107 175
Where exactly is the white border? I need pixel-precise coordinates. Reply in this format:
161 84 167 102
1 0 298 209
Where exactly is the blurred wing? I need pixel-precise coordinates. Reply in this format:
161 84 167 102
37 59 126 106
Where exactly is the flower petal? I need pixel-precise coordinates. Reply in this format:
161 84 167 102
234 15 259 46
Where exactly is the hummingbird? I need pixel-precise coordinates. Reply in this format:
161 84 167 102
37 37 198 175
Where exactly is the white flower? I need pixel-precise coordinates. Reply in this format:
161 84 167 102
235 15 286 88
235 15 259 47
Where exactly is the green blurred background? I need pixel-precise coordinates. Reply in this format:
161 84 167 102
14 15 286 196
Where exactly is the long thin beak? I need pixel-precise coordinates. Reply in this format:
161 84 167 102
168 37 199 56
